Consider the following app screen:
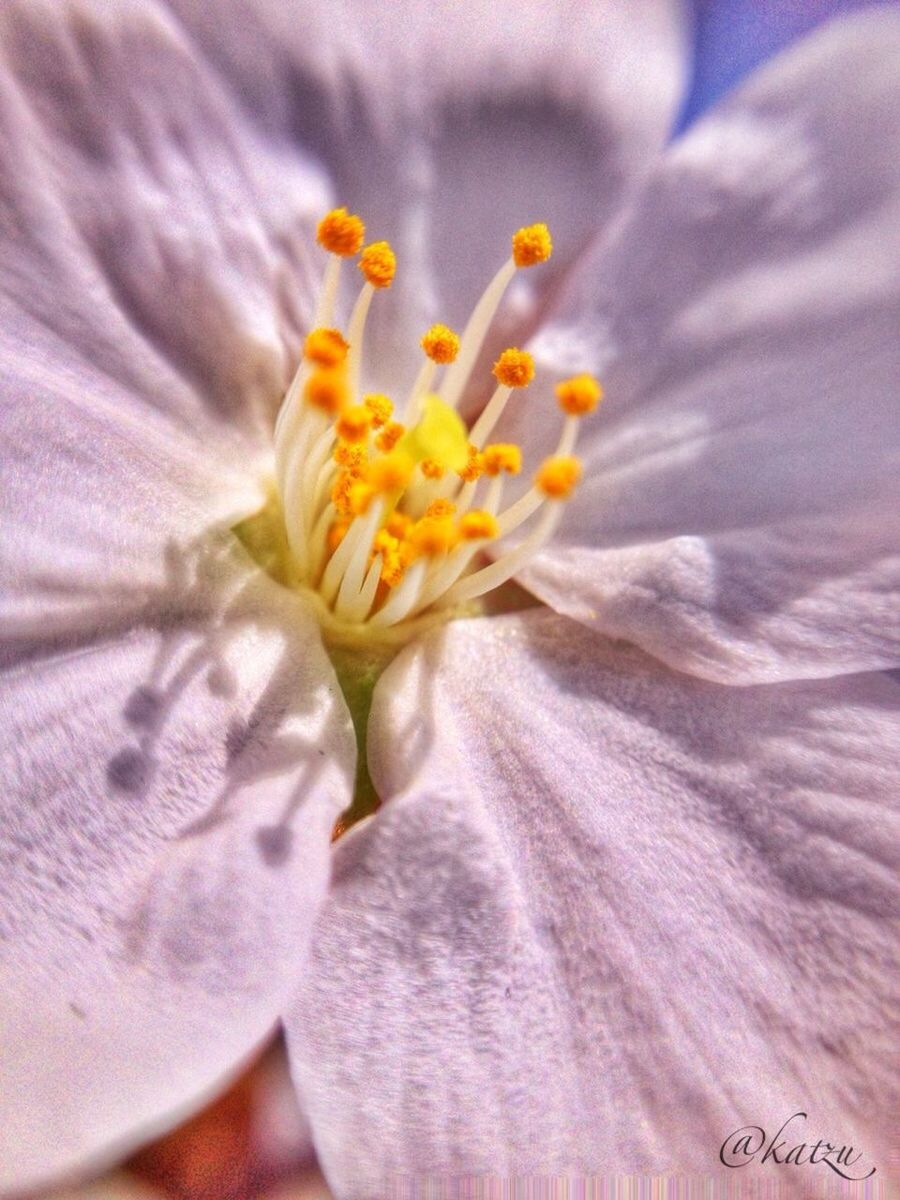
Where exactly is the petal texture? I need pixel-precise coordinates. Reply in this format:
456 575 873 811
287 610 899 1195
0 572 355 1192
0 0 332 437
163 0 690 394
498 10 900 683
1 306 267 652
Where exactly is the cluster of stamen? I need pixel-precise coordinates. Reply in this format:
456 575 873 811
270 207 602 636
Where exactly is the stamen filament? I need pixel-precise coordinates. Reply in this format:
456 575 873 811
346 282 375 399
281 418 329 565
368 559 428 627
444 503 563 606
314 256 342 328
496 487 542 537
320 499 383 606
438 257 515 409
558 414 580 458
335 542 379 622
337 552 383 623
403 359 437 422
469 383 512 447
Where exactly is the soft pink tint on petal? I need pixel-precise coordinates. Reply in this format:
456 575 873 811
163 0 690 394
496 10 900 683
0 573 354 1193
0 0 331 441
286 610 899 1195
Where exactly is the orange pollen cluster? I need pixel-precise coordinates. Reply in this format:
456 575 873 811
493 348 535 389
269 209 603 633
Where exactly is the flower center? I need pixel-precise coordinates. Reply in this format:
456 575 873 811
249 207 602 643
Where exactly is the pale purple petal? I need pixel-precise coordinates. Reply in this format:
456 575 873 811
0 308 270 649
496 10 900 683
286 610 899 1195
0 574 355 1192
0 0 331 436
163 0 690 393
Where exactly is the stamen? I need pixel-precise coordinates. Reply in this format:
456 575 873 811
320 499 384 606
358 242 397 289
274 209 363 449
335 406 373 445
368 451 415 494
304 367 349 416
421 324 460 364
304 328 349 367
317 208 366 257
458 510 500 540
444 502 563 606
262 210 601 638
347 240 395 397
469 348 534 446
535 455 582 499
404 324 461 421
511 223 553 268
376 422 405 453
439 224 551 410
409 516 459 557
556 373 602 415
482 444 522 476
313 257 342 329
364 393 393 428
368 559 428 627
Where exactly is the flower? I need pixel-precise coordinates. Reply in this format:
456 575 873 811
1 5 898 1200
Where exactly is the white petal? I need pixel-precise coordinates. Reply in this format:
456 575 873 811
0 572 355 1192
286 610 899 1195
497 10 900 682
1 308 271 651
0 0 331 436
164 0 690 393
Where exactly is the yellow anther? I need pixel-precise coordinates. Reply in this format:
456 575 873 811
331 472 355 517
364 393 393 429
512 223 553 268
348 480 376 515
304 327 349 367
372 529 399 557
334 443 368 475
536 455 582 499
409 517 459 557
335 405 373 444
556 373 603 416
482 443 522 476
458 510 500 541
458 443 485 482
326 520 350 555
368 450 414 494
317 208 365 257
492 348 535 389
305 367 348 415
385 511 412 540
420 458 446 480
380 550 407 588
375 421 406 453
424 499 456 519
359 241 396 288
420 323 460 364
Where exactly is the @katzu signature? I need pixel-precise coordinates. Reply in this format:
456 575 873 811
720 1112 876 1181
